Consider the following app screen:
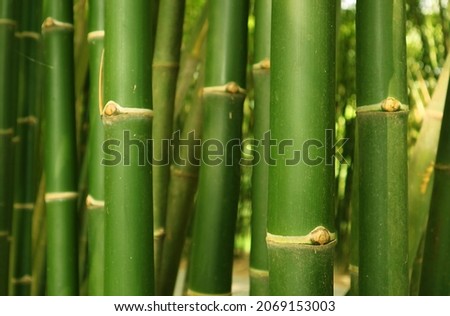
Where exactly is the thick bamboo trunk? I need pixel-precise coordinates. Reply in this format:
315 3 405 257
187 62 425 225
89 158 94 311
268 0 337 296
86 0 105 296
42 0 79 295
250 0 271 297
0 0 17 296
187 1 249 296
11 0 42 296
152 0 186 289
356 0 409 295
103 0 154 295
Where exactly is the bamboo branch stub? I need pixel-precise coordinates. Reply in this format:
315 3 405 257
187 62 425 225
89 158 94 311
41 17 74 33
357 97 409 113
154 228 165 239
253 58 271 70
86 195 105 209
266 226 336 246
203 82 247 95
102 101 153 121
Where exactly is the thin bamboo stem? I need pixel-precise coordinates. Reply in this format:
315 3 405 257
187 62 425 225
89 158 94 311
0 0 18 296
158 63 204 296
86 0 105 296
11 0 42 296
152 0 186 290
250 0 271 297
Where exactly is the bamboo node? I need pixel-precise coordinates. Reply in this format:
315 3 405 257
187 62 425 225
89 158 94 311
434 163 450 172
154 228 165 239
17 116 38 125
0 18 17 27
203 82 246 95
87 30 105 42
0 231 8 237
253 58 271 70
13 203 34 211
42 17 74 32
266 226 336 246
12 275 32 285
249 267 269 278
349 264 359 275
170 166 198 179
86 195 105 209
102 101 154 119
186 289 231 296
0 128 14 136
45 191 78 202
15 31 40 40
381 97 401 112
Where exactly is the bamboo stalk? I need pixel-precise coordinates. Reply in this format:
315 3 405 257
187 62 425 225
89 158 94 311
408 56 450 294
42 0 79 295
250 0 271 297
174 4 208 122
187 1 249 296
86 0 105 296
0 0 18 296
152 0 186 289
356 0 409 295
11 0 42 296
103 0 154 295
419 74 450 296
268 0 336 296
158 62 204 296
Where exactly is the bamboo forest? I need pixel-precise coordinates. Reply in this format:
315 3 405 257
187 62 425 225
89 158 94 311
1 0 450 297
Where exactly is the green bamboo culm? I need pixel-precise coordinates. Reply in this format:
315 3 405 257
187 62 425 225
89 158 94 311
103 0 154 296
419 75 450 296
86 0 105 296
187 1 249 296
152 0 186 289
356 0 409 295
42 0 79 295
11 0 42 296
158 61 205 296
0 0 17 296
268 0 337 296
250 0 271 296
